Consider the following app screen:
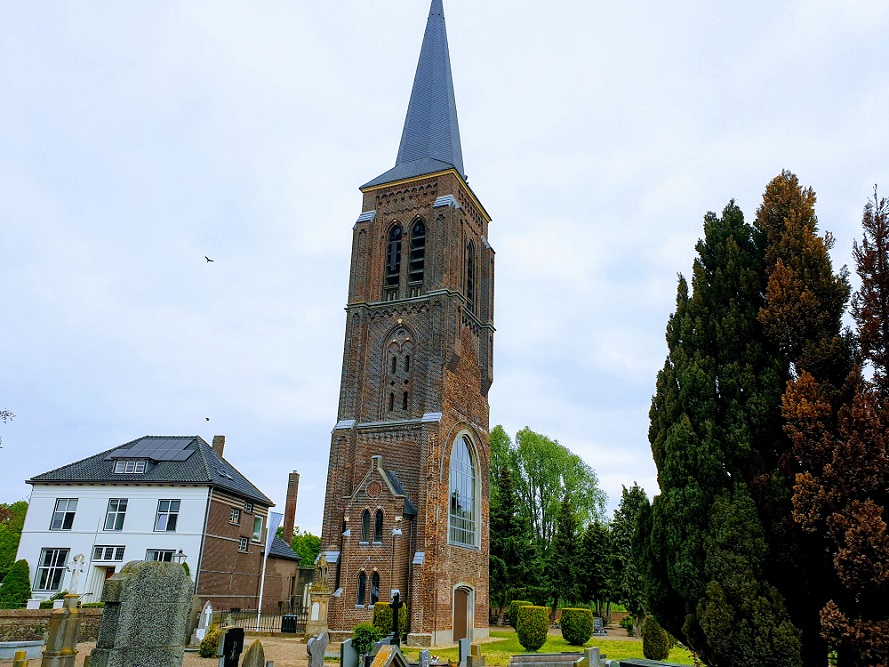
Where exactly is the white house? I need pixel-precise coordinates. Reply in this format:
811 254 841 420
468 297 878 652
15 434 285 608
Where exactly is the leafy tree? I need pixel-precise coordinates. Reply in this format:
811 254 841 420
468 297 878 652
545 493 579 619
0 559 31 608
0 409 12 448
0 501 28 582
489 466 532 624
610 484 647 622
578 520 613 619
290 528 321 565
644 199 802 666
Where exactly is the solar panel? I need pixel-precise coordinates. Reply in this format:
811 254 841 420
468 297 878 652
106 437 194 461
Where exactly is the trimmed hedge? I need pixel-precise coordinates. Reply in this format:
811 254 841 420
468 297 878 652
516 605 549 652
560 607 593 646
641 614 670 661
508 600 533 629
372 601 407 638
353 622 384 656
199 623 220 658
0 560 31 609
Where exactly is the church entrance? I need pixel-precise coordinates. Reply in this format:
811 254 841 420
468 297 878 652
453 586 473 642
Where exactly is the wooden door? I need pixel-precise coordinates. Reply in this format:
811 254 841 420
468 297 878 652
453 588 469 642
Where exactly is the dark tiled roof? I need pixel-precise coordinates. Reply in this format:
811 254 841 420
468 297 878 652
27 435 273 506
362 0 464 189
385 470 418 517
268 537 300 562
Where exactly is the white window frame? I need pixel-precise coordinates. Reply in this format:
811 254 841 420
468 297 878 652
104 498 128 531
93 545 125 562
50 498 78 531
34 548 69 591
230 508 241 525
238 536 248 552
244 501 253 513
113 460 146 474
145 549 175 562
154 499 180 532
448 433 480 548
252 515 264 543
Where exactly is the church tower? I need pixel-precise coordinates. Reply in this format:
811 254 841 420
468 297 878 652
319 0 494 646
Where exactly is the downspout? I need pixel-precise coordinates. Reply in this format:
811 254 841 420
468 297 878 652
193 487 213 594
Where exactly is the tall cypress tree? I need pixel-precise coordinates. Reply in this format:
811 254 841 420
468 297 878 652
546 493 579 618
489 465 532 623
645 200 801 666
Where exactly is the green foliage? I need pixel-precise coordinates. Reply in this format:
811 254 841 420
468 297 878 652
489 466 533 622
641 615 670 661
619 615 635 636
199 623 220 658
80 602 105 608
610 483 647 618
577 521 613 618
559 608 593 646
516 605 548 652
39 590 68 609
508 600 532 629
182 562 190 577
352 622 384 656
545 494 579 613
0 500 28 581
290 528 322 565
0 559 31 608
372 601 407 638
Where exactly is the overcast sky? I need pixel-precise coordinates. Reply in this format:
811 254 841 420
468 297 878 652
2 1 888 534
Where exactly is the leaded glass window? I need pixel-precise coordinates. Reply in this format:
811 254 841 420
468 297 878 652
449 435 477 546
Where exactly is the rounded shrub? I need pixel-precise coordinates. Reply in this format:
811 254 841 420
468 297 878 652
353 622 384 657
0 559 31 609
508 600 533 629
560 608 593 646
199 623 220 658
372 601 407 638
641 614 670 661
516 605 549 652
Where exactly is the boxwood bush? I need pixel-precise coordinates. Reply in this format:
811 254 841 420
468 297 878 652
516 605 549 651
641 614 670 661
353 622 384 657
0 560 31 609
560 607 593 646
508 600 533 629
372 601 407 638
199 623 220 658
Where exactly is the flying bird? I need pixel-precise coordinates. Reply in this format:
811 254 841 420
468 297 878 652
205 256 214 263
205 417 210 421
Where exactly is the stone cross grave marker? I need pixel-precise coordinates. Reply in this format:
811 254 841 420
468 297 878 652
88 561 192 667
390 592 403 648
42 593 82 667
307 631 330 667
196 601 214 642
219 627 245 667
467 644 485 667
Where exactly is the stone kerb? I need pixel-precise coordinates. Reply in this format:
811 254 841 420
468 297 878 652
89 560 193 667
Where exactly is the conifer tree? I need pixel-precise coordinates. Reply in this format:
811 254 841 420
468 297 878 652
610 484 647 621
578 520 613 619
490 466 532 623
0 559 30 608
546 493 579 619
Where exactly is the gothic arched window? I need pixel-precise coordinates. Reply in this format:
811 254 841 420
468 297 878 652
409 220 426 288
465 240 476 313
371 571 380 605
449 435 478 547
361 509 370 542
385 225 403 289
374 509 383 543
357 571 367 606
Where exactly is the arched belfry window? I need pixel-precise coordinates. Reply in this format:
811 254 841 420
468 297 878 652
357 571 367 606
409 219 426 294
449 434 478 547
465 240 476 313
371 571 380 605
361 509 370 542
374 509 383 543
385 225 403 293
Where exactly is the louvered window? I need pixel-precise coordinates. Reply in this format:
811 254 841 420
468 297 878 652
409 220 426 295
385 225 402 293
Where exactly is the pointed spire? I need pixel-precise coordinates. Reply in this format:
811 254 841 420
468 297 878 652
362 0 464 189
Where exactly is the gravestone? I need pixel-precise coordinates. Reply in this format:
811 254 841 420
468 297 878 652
88 560 193 667
242 639 265 667
195 601 214 642
42 594 82 667
418 650 431 667
390 593 403 648
306 631 330 667
341 638 359 667
368 645 410 667
467 644 485 667
218 628 245 667
184 596 203 646
458 638 471 667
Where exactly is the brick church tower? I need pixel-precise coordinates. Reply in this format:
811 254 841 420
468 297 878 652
318 0 494 647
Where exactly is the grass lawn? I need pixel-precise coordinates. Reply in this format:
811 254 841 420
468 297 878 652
401 630 698 666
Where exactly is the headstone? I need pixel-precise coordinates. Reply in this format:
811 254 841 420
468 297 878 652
13 650 28 667
41 594 82 667
467 644 485 667
368 645 410 667
26 599 41 610
419 650 431 667
88 560 193 667
306 631 330 667
185 596 204 645
218 628 245 667
311 602 320 621
341 638 359 667
242 639 265 667
458 638 471 667
390 592 404 648
51 599 64 609
195 601 214 642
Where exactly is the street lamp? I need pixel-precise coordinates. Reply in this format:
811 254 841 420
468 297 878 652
173 549 187 564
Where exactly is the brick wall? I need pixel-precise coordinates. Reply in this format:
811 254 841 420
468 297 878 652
0 608 103 642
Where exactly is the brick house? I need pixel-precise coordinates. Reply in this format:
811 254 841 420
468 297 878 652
319 0 494 646
16 434 301 611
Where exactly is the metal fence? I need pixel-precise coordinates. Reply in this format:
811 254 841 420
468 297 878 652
215 607 308 634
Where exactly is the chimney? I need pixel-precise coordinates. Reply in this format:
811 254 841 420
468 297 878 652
211 435 226 459
282 471 300 545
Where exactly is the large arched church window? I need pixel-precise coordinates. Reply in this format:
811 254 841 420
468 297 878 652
465 240 476 313
371 571 380 605
357 571 367 606
385 225 403 296
361 509 370 542
374 509 384 543
409 219 426 295
448 434 478 547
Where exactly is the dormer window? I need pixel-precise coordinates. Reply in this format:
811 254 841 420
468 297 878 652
113 460 145 474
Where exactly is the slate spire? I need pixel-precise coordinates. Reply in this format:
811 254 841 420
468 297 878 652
362 0 464 188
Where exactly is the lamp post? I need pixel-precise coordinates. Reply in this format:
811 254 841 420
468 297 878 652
173 549 187 564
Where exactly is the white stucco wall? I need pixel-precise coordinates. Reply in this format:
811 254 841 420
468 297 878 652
16 484 210 600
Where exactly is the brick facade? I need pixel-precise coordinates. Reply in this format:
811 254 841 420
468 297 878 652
320 169 494 646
